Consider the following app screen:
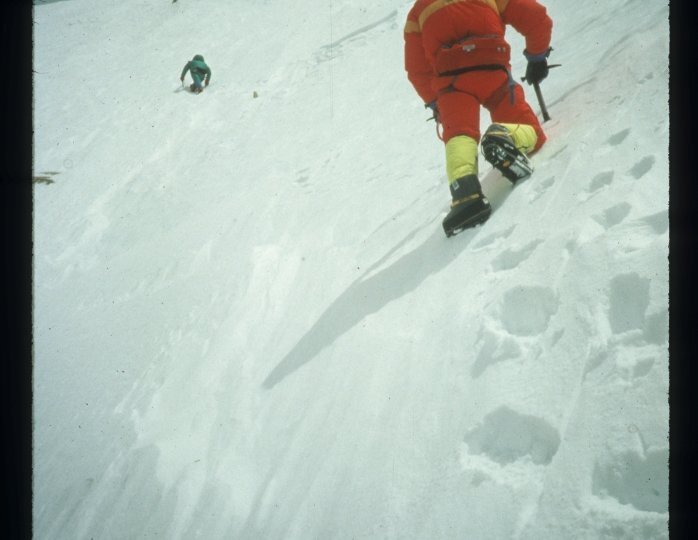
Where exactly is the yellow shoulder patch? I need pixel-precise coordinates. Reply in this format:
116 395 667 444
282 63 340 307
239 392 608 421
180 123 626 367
494 0 510 13
404 20 421 34
418 0 500 31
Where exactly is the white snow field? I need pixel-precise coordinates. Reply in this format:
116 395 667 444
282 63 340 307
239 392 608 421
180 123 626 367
33 0 669 538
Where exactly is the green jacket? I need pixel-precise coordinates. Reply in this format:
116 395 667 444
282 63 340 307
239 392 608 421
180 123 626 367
181 54 211 83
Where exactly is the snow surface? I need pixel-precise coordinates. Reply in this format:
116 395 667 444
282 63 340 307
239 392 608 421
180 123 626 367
33 0 669 538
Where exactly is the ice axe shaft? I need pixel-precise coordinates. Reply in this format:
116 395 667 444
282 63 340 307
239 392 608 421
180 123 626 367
533 82 550 122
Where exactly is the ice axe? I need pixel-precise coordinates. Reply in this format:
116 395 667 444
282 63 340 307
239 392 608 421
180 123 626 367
522 64 561 123
424 102 445 141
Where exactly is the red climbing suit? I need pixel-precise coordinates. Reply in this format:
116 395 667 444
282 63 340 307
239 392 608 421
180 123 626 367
404 0 553 150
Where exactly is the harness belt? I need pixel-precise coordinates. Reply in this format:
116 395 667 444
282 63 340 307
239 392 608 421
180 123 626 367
434 35 516 103
438 64 516 104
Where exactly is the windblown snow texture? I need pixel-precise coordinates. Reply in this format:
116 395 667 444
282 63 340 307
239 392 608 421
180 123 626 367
33 0 669 538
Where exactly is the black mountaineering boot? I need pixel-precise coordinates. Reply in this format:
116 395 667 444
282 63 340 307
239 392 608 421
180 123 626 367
442 174 492 237
481 124 533 183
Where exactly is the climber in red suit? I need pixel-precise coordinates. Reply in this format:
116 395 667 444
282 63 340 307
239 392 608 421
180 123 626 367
404 0 553 232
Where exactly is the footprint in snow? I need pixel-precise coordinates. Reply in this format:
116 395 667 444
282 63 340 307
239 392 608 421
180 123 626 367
592 202 632 229
581 272 665 383
605 128 630 147
640 210 669 235
469 286 558 377
628 155 655 179
472 224 516 250
588 171 614 193
638 71 656 85
577 170 615 203
592 446 668 513
294 168 312 190
463 406 561 466
498 285 559 337
528 175 555 203
642 310 669 346
471 325 523 377
607 272 650 335
584 310 667 382
491 240 543 272
612 347 657 382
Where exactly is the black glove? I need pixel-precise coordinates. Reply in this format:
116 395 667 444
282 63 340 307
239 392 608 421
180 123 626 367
425 100 439 122
524 48 551 85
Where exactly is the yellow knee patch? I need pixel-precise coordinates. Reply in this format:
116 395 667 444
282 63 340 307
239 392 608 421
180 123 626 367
496 123 538 154
445 135 479 184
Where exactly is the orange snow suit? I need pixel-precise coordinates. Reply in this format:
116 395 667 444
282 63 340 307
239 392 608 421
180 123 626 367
404 0 552 150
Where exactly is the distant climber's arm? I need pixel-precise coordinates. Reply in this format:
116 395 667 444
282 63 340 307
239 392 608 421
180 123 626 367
180 62 191 80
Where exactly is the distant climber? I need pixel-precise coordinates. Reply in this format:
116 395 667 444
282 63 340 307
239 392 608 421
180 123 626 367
180 54 211 94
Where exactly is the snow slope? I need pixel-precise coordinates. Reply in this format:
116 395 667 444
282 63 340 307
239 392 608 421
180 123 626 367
33 0 669 538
